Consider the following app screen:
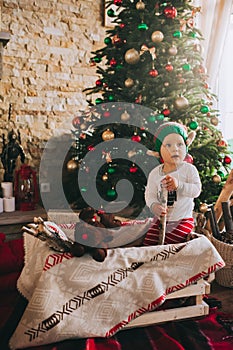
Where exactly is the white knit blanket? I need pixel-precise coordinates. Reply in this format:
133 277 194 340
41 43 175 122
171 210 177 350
10 224 224 349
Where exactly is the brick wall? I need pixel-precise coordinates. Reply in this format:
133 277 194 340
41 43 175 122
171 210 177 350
0 0 106 181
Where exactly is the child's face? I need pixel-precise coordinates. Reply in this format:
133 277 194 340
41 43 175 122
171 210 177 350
160 133 186 166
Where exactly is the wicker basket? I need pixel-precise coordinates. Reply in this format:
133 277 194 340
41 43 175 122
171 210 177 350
211 236 233 288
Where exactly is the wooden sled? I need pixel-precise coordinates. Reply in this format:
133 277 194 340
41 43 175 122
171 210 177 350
124 274 214 329
47 211 215 327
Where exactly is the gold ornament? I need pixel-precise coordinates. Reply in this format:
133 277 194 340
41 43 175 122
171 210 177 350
128 150 137 158
199 203 208 213
66 159 80 171
121 111 131 121
124 78 134 88
151 31 164 43
210 116 219 126
102 129 115 141
174 96 189 110
164 82 169 87
124 48 140 64
212 174 221 183
102 173 108 181
80 123 86 130
136 1 145 10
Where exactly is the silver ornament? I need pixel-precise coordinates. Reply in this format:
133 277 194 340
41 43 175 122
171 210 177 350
168 46 177 56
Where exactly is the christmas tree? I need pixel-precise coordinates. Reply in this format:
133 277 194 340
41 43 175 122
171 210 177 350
65 0 231 217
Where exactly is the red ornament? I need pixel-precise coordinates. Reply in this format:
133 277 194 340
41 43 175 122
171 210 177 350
90 59 96 67
103 111 111 117
224 155 232 165
87 145 95 151
218 139 228 147
114 0 122 5
119 23 125 28
198 65 207 74
163 6 177 19
129 165 138 173
81 233 88 241
131 134 141 142
110 58 117 67
184 153 193 164
72 116 81 128
187 18 194 28
135 94 142 104
162 108 171 116
14 164 38 211
149 69 158 77
95 79 103 86
165 64 173 72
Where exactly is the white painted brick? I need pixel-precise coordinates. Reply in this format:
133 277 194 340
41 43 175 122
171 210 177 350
1 0 105 172
43 27 64 36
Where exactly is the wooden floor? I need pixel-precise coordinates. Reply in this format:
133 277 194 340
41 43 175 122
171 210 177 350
210 280 233 314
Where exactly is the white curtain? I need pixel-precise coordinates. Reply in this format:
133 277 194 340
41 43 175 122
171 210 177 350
198 0 233 90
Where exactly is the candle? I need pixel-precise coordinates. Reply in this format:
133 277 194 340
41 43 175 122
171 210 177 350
3 197 15 212
1 182 13 198
0 198 3 213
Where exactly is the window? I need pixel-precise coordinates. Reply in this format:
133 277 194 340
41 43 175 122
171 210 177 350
217 12 233 143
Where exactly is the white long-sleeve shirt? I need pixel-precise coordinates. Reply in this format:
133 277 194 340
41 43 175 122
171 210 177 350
145 161 202 221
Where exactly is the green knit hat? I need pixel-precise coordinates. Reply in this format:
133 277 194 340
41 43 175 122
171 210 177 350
154 122 188 153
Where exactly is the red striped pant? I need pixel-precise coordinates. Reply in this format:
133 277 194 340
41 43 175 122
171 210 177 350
143 217 194 246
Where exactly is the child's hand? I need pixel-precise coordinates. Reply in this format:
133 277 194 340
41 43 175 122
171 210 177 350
162 175 178 191
151 203 167 217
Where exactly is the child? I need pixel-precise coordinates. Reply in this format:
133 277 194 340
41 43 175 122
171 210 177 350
143 122 201 246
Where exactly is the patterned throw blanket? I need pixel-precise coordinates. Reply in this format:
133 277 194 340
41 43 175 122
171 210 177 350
9 223 225 349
